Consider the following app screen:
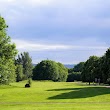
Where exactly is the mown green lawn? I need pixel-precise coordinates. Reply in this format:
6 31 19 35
0 81 110 110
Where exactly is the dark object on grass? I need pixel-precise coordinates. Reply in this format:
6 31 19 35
25 84 30 88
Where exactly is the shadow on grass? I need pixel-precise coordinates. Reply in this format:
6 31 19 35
48 87 110 99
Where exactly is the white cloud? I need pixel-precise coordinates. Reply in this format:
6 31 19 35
12 39 108 52
12 39 71 51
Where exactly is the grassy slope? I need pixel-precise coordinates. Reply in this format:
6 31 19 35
0 81 110 110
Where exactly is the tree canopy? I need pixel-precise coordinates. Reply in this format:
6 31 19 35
73 62 85 72
81 56 99 83
15 52 33 81
33 60 68 82
0 16 17 84
81 49 110 84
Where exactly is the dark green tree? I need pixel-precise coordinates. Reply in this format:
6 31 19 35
0 16 17 84
74 62 85 72
33 60 68 82
80 48 110 84
81 56 99 84
67 62 84 82
101 48 110 83
68 68 74 73
33 60 59 81
67 72 81 82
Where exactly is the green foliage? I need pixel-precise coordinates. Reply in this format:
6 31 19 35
98 56 106 83
33 60 59 81
102 49 110 82
16 64 23 82
27 78 32 86
0 16 17 84
68 50 110 84
73 62 85 72
81 56 100 83
67 72 81 82
67 62 84 82
33 60 68 82
81 48 110 84
16 52 33 80
68 68 74 73
57 62 68 82
0 58 16 84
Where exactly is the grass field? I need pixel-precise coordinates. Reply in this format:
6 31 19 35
0 81 110 110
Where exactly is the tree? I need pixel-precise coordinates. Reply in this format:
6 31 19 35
68 68 74 73
67 72 81 82
16 64 23 82
81 56 99 84
73 62 85 72
33 60 59 81
81 48 110 84
100 48 110 83
57 62 68 82
67 62 84 82
0 16 17 84
16 52 33 80
33 60 68 82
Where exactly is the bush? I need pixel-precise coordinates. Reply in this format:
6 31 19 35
28 78 32 86
25 78 32 88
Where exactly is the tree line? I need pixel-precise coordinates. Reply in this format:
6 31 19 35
1 15 110 85
81 49 110 84
68 49 110 85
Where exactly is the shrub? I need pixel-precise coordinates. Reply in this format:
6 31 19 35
28 78 32 86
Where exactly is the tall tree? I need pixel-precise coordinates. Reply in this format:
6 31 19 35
0 16 17 84
101 48 110 83
16 52 33 80
81 48 110 84
16 64 23 82
81 56 99 84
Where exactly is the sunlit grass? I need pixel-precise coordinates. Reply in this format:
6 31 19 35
0 81 110 110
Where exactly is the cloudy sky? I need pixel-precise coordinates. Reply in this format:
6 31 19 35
0 0 110 64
